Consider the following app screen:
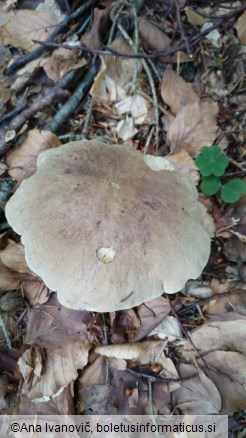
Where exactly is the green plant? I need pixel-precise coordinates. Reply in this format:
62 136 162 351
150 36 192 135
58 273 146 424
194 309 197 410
195 146 246 204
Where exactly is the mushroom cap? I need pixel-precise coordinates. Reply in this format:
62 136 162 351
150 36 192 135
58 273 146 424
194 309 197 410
5 140 210 311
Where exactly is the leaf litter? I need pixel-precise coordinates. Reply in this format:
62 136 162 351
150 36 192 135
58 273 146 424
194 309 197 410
0 0 245 432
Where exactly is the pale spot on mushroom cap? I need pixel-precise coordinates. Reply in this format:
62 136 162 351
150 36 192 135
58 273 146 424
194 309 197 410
96 247 116 264
144 155 177 172
110 182 120 190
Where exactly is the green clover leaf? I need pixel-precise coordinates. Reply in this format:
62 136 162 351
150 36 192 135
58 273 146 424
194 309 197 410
221 179 246 204
200 175 221 196
195 146 229 177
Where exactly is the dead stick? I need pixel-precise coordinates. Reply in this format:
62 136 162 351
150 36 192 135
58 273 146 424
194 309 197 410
6 0 98 76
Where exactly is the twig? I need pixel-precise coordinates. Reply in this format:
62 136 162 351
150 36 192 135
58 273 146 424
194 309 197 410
81 95 93 137
164 292 233 381
178 288 246 312
32 4 246 60
117 23 159 148
0 314 12 349
173 0 192 58
42 60 99 133
127 366 198 383
0 104 27 127
0 68 79 155
164 292 208 367
0 88 69 155
6 0 98 76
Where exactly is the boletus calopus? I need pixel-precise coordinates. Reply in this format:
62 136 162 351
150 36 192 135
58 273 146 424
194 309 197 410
5 140 211 311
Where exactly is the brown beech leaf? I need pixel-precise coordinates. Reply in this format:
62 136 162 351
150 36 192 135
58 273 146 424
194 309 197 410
166 150 199 185
235 10 246 44
131 296 171 342
15 385 74 415
24 294 88 349
90 37 139 102
18 342 90 400
138 17 188 63
2 10 58 52
200 351 246 413
7 129 61 182
173 363 221 414
0 240 32 274
80 7 109 50
167 101 218 156
43 48 87 82
0 240 49 305
161 66 199 115
182 320 246 359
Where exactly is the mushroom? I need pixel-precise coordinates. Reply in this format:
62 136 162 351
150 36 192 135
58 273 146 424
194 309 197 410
5 140 211 312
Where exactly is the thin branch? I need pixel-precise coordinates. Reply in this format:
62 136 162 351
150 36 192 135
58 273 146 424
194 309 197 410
32 4 246 60
6 0 98 76
42 60 99 133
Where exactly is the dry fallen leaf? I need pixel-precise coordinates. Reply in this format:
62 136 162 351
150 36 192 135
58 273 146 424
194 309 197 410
166 150 199 184
95 340 171 365
0 240 49 305
0 240 32 274
131 296 171 342
200 350 246 413
138 17 188 63
19 340 90 400
43 48 86 82
235 10 246 44
7 129 61 183
90 37 139 103
161 66 199 115
114 94 148 124
80 7 109 50
173 363 221 414
24 294 88 349
184 7 206 26
167 101 218 156
182 320 246 359
2 10 58 52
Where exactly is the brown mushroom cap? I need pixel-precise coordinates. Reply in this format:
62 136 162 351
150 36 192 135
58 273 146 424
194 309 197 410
5 140 210 311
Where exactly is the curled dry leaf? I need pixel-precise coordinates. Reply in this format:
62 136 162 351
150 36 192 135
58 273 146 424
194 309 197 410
95 340 169 364
161 66 199 115
2 10 58 52
138 18 188 63
95 340 179 384
167 101 218 156
7 129 61 183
